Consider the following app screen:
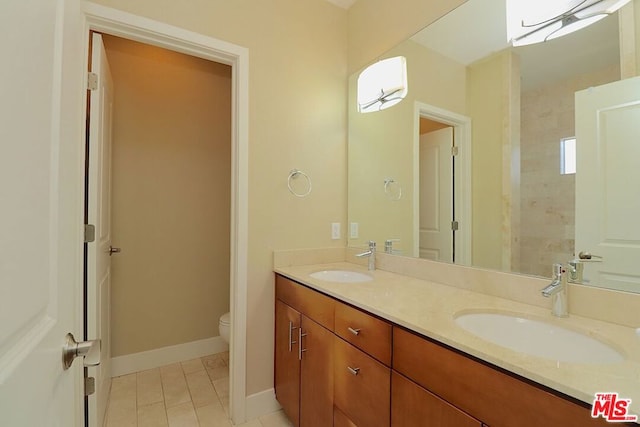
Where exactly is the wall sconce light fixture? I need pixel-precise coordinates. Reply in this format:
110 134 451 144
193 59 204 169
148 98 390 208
357 56 408 113
507 0 631 46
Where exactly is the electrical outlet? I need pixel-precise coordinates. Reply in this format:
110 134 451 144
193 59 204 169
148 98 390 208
331 223 341 240
350 222 359 239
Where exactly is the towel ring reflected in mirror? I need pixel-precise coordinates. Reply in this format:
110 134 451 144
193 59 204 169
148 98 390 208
384 178 402 201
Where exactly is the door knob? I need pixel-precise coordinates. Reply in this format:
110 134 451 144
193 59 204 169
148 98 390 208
578 251 603 261
109 246 121 256
62 333 101 370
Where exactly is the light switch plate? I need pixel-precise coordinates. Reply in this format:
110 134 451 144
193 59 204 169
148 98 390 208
331 222 341 240
350 222 359 239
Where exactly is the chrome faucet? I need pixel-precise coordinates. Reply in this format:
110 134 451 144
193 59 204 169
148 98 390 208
541 263 568 317
356 241 376 271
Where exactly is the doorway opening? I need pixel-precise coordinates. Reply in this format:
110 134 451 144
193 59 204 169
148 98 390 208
413 102 472 266
83 4 249 426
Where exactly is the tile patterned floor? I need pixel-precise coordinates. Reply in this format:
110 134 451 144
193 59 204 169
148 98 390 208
104 351 292 427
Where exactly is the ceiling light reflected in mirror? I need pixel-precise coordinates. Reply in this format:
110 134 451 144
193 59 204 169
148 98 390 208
507 0 631 46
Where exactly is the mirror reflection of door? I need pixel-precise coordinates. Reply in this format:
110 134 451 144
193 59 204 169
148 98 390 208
575 76 640 293
419 119 454 262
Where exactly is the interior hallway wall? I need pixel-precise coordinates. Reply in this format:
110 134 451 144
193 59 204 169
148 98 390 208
93 0 348 395
103 35 232 357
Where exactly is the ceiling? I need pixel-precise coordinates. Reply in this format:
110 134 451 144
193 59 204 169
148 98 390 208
410 0 620 90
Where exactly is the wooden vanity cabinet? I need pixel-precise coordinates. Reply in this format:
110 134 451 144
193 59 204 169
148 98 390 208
393 327 614 427
275 274 626 427
275 276 334 427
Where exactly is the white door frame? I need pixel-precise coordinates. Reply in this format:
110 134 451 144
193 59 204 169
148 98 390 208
413 102 472 266
81 3 249 424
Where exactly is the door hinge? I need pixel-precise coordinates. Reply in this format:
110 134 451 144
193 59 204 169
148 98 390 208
451 220 459 231
451 146 459 156
84 376 96 396
84 224 96 243
87 72 98 91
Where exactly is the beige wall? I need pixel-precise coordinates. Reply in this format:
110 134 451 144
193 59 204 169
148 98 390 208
348 40 467 255
347 0 467 73
94 0 348 395
103 36 232 357
467 51 519 271
519 64 619 277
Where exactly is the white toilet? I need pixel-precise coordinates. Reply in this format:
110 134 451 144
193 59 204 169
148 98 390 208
218 312 230 344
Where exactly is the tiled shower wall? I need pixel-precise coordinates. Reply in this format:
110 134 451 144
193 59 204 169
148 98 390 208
519 64 619 277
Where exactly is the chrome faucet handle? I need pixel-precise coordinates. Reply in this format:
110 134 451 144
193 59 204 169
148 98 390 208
551 263 564 279
384 239 399 254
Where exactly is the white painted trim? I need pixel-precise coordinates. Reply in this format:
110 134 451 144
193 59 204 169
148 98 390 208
82 3 250 424
110 337 228 377
414 102 472 266
245 388 282 421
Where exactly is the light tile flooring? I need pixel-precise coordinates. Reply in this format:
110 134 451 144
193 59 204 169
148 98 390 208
104 351 292 427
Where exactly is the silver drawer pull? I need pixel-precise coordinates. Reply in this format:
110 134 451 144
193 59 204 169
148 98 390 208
347 366 360 376
347 327 361 336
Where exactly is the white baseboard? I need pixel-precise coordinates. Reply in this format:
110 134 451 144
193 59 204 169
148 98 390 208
245 388 281 421
111 336 228 377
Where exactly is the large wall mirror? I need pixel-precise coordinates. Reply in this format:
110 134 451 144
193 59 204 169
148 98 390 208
348 0 640 293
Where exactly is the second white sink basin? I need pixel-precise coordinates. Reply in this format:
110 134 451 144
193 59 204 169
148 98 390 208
309 270 373 283
455 312 624 364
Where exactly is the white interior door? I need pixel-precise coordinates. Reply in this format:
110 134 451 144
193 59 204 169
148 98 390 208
87 32 114 427
419 127 454 261
0 0 84 425
575 76 640 293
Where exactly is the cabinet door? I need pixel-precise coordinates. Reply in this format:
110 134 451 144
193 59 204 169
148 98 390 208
300 315 334 427
275 300 301 427
391 371 482 427
334 336 391 427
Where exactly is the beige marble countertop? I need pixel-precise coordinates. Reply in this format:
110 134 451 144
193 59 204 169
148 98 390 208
274 262 640 417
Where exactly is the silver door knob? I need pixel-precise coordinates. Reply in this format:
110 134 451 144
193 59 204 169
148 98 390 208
109 246 121 256
578 251 603 261
62 333 101 370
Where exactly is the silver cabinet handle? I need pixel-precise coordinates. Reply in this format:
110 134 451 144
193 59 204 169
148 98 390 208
347 366 360 376
288 321 298 352
347 327 361 336
298 328 307 360
62 333 101 370
109 246 121 256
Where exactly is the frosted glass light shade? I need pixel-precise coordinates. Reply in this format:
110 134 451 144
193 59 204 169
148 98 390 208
507 0 631 46
357 56 408 113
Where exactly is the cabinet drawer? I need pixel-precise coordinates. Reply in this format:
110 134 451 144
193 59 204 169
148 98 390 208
391 371 482 427
334 336 390 427
334 301 392 365
276 275 334 330
393 327 612 427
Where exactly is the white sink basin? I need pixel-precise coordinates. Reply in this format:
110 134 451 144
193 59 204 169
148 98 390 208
455 312 624 364
309 270 373 283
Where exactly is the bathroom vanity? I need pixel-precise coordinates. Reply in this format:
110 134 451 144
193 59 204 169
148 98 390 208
273 261 640 427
